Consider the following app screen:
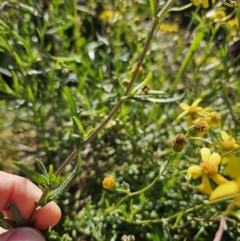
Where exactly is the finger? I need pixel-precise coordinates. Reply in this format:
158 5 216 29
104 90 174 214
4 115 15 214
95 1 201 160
0 227 45 241
0 171 61 230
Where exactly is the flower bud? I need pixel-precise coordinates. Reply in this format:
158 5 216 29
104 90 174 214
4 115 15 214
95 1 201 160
121 79 130 86
102 176 116 190
188 118 209 137
172 134 187 152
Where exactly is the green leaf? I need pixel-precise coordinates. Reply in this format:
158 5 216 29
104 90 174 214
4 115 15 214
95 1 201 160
72 115 85 142
149 0 157 16
13 51 28 68
175 27 206 82
11 161 46 185
63 86 78 116
173 211 184 228
130 94 184 103
131 72 152 94
47 155 82 201
9 201 27 226
35 158 48 177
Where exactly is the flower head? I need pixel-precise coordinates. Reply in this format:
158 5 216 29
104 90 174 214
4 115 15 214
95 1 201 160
192 0 216 8
211 131 239 165
102 176 116 190
220 131 239 151
177 98 202 120
188 118 209 137
187 148 228 195
172 134 187 152
204 111 221 127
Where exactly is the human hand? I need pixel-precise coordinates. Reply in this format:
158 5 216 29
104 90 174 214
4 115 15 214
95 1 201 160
0 171 61 241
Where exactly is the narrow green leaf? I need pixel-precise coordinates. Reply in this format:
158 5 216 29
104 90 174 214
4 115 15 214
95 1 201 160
11 31 32 56
130 94 184 103
48 155 82 200
48 164 55 183
173 211 184 228
11 71 19 94
63 86 78 116
9 201 27 226
11 161 46 185
72 115 85 142
175 28 206 82
149 0 157 16
35 158 48 177
0 77 17 96
13 51 28 68
25 84 35 102
131 72 152 94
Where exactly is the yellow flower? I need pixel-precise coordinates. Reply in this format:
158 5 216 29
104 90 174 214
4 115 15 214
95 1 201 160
102 176 115 190
187 118 209 137
211 131 239 164
209 176 240 201
209 10 226 21
220 131 239 151
159 23 179 33
204 111 221 127
187 148 228 195
99 10 119 22
192 0 216 8
176 98 204 126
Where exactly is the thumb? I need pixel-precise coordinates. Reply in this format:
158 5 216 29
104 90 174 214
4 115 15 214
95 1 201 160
0 227 45 241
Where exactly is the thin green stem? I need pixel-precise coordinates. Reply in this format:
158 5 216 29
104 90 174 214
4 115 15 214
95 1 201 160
119 193 240 226
105 153 176 214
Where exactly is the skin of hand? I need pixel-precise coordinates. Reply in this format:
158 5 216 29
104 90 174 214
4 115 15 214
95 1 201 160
0 171 61 241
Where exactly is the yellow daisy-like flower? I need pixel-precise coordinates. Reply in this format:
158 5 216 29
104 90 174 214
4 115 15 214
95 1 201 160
204 111 221 127
211 130 239 164
177 98 204 126
177 98 202 120
192 0 216 8
220 130 239 151
187 148 229 195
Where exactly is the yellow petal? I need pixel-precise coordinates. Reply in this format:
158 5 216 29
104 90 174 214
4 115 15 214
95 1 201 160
202 0 209 8
221 155 230 165
192 0 199 6
209 152 221 166
179 103 189 111
221 130 229 141
201 148 211 162
211 173 229 185
187 165 202 179
209 180 240 201
192 98 202 107
222 156 240 179
176 110 188 120
198 176 212 195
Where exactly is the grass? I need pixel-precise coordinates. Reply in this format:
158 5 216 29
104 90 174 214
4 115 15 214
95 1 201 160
1 0 240 240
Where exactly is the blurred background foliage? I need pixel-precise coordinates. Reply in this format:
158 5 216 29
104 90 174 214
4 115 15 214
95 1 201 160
1 0 240 240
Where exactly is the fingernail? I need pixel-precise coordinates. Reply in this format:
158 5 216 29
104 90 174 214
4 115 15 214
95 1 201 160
0 227 45 241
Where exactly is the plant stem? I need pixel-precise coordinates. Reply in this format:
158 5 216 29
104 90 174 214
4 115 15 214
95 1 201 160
119 193 240 226
105 153 176 214
29 6 164 224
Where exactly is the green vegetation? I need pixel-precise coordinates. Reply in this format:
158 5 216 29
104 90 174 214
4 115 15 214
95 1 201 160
1 0 240 240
